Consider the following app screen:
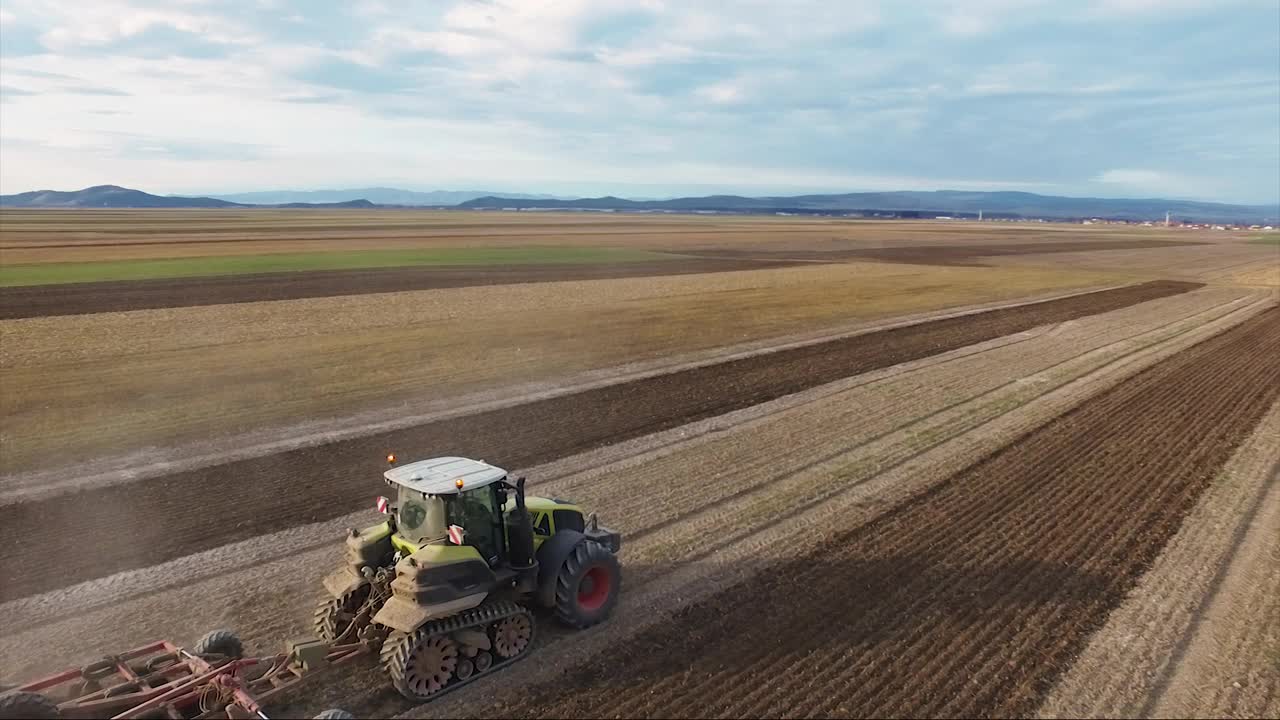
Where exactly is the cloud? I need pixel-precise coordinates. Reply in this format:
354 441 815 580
0 0 1277 203
35 3 256 51
63 86 132 96
1094 168 1204 198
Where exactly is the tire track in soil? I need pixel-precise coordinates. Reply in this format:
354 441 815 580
478 305 1280 720
611 292 1259 564
0 280 1196 602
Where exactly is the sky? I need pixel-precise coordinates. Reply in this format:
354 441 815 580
0 0 1277 203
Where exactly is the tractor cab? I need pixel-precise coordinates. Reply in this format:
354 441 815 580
383 456 512 564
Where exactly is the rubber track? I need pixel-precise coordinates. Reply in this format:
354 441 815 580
0 280 1196 602
479 305 1280 719
379 600 533 703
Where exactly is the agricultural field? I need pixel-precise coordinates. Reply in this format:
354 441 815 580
0 210 1276 718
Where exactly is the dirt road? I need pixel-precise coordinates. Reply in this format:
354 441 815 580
0 280 1196 601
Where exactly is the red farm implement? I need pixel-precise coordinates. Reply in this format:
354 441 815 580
0 630 364 719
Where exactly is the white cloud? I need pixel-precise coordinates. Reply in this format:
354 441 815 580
0 8 16 25
594 43 699 67
695 80 744 105
1095 168 1203 197
30 1 256 50
0 0 1275 203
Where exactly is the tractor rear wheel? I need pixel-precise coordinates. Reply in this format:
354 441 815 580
314 585 372 642
553 540 621 629
0 691 60 719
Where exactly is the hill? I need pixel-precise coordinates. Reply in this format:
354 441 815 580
0 185 239 208
210 188 566 205
459 190 1279 223
0 186 378 209
4 185 1275 223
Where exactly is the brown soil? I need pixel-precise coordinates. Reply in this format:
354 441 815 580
0 241 1199 320
695 239 1202 265
474 304 1280 719
0 257 793 319
0 281 1195 601
1038 399 1280 718
1152 463 1280 719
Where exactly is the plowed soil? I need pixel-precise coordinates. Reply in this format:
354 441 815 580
0 281 1195 602
0 240 1200 319
0 257 790 319
696 238 1201 265
481 305 1279 719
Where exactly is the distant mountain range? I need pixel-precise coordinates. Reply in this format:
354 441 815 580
208 188 567 205
2 185 1276 223
0 185 378 209
1 185 240 208
459 190 1279 224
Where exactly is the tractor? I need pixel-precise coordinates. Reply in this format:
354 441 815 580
314 456 622 702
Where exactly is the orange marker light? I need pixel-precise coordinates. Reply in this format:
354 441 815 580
455 478 465 489
386 453 397 464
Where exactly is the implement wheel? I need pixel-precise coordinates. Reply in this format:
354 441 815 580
553 540 621 629
192 629 243 659
0 691 60 720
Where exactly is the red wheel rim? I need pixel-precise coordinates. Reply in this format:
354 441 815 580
577 565 612 611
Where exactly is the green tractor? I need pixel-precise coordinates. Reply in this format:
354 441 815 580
315 456 621 702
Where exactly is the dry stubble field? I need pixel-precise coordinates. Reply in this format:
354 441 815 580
0 210 1276 718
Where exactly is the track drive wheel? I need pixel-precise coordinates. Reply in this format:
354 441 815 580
314 584 372 641
491 614 533 658
380 630 459 702
553 540 621 629
0 691 61 720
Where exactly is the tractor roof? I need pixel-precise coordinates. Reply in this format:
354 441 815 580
383 456 507 495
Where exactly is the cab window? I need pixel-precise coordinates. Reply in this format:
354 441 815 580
530 511 551 536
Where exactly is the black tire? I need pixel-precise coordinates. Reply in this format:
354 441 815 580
553 540 621 629
192 629 243 659
312 710 355 720
0 691 60 719
314 585 371 641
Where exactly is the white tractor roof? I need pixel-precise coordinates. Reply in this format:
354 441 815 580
384 456 508 495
